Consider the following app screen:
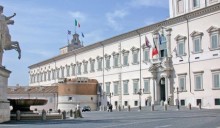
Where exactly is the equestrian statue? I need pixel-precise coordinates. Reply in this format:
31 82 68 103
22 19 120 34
0 5 21 66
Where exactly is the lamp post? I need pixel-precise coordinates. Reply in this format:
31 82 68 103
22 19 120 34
107 92 113 105
135 88 144 111
173 87 180 110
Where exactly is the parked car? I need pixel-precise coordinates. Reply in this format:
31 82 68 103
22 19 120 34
82 106 91 112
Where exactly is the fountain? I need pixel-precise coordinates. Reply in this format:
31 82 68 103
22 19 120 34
8 99 48 113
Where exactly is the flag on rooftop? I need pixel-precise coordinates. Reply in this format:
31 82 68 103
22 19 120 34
152 38 159 58
145 36 151 48
68 30 71 35
75 19 78 26
82 33 84 38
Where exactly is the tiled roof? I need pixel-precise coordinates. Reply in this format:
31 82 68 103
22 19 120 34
8 86 58 94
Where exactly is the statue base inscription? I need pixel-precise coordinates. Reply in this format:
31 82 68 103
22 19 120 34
0 67 11 123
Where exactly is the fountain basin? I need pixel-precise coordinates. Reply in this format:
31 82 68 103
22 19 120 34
8 99 47 112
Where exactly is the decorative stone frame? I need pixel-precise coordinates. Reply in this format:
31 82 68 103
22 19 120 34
207 26 220 50
82 60 88 74
104 54 111 70
121 49 129 67
142 44 150 63
211 68 220 90
122 80 129 95
190 31 204 54
71 63 76 76
96 56 103 71
112 52 120 68
174 34 187 57
130 46 140 65
192 0 200 10
176 0 185 15
76 61 82 75
193 71 204 91
177 73 187 92
89 58 95 73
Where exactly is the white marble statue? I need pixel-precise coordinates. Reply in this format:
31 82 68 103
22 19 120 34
0 5 21 66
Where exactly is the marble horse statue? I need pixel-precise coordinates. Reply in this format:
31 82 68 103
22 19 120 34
0 5 21 66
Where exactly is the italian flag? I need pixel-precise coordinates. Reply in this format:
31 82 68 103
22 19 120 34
75 19 80 27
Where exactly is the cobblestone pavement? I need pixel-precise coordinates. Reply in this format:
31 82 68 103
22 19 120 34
1 107 220 128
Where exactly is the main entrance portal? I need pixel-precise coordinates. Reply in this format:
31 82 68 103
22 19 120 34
160 78 166 101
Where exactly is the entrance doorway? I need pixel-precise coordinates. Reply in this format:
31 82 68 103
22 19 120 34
160 78 166 101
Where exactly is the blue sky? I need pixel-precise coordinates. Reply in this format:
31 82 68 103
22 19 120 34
1 0 169 86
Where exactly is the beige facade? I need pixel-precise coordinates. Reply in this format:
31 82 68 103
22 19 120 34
29 2 220 109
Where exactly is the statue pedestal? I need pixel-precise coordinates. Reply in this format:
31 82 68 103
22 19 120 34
0 67 11 123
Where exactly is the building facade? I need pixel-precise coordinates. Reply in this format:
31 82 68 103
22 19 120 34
29 0 220 109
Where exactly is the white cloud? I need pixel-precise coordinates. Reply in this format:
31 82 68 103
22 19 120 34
106 9 128 31
69 11 86 23
84 29 106 45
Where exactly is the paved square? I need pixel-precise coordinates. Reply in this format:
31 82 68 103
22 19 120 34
2 109 220 128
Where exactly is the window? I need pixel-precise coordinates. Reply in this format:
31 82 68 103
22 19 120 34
193 0 200 8
57 68 60 79
106 82 110 95
213 72 220 89
122 49 129 66
66 65 70 77
112 52 119 68
191 31 203 53
77 63 81 75
215 99 220 105
90 58 95 72
133 79 139 94
159 33 167 58
131 47 139 64
144 79 150 93
143 49 150 62
71 64 76 76
61 67 65 78
196 99 202 106
124 101 128 106
210 0 218 4
194 74 203 90
44 72 47 81
48 71 51 81
123 80 129 95
68 97 72 101
178 75 186 91
134 101 138 106
177 0 184 14
97 56 103 71
194 37 201 53
207 26 220 50
83 61 88 74
180 99 185 106
177 40 185 56
113 82 119 95
211 33 218 49
52 70 55 80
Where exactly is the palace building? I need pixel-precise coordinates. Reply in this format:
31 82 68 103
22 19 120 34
28 0 220 109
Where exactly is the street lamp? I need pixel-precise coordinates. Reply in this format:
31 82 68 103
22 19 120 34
173 87 180 110
135 88 144 111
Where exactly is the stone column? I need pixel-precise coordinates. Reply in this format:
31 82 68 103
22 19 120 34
164 75 169 105
166 28 172 58
0 67 11 123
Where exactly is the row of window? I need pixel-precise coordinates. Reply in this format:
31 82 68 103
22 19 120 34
176 0 218 14
101 79 151 96
30 26 220 84
178 71 220 91
106 98 220 107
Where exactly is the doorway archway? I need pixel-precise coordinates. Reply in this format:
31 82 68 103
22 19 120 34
160 77 166 102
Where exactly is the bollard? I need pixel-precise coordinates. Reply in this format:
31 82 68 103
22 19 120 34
70 109 73 117
41 109 46 120
62 110 66 119
119 105 121 111
128 105 131 112
151 104 154 111
74 109 77 118
188 103 191 110
16 110 21 121
164 104 167 111
198 103 201 110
